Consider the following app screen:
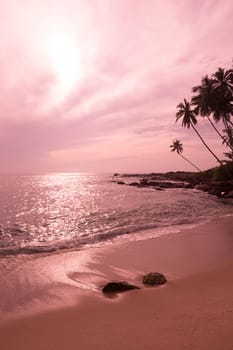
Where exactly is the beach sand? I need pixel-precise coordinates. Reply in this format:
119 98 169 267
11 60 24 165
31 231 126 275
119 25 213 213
0 216 233 349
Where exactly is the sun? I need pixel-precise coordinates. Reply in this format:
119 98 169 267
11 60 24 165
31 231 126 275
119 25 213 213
47 31 82 103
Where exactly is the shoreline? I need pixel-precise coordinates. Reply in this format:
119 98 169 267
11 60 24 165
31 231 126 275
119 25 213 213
1 215 233 349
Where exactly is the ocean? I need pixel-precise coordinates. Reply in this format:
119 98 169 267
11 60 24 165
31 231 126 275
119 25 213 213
0 173 233 257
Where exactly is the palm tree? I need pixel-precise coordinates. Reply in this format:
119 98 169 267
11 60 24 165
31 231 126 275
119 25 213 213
170 140 201 172
192 69 233 152
211 67 233 128
192 75 213 115
212 67 233 96
176 99 223 165
192 75 224 140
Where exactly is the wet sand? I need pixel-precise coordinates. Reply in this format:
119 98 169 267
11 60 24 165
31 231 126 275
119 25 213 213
0 216 233 349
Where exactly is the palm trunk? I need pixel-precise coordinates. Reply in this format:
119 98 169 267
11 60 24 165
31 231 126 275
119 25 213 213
207 115 224 139
191 122 223 165
207 115 233 152
223 119 233 151
179 154 201 172
223 118 233 131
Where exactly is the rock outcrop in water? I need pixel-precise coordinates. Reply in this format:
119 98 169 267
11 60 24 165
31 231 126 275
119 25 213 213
113 166 233 199
113 173 195 192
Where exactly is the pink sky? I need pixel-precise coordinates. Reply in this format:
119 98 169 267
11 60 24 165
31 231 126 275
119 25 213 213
0 0 232 173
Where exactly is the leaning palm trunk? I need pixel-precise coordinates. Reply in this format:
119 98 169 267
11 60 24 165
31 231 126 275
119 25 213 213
170 139 201 172
222 119 233 151
223 118 233 130
179 154 201 172
207 115 224 139
207 115 233 152
206 116 233 152
191 122 223 165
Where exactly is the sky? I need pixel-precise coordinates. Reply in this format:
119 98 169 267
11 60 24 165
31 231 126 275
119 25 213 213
0 0 232 174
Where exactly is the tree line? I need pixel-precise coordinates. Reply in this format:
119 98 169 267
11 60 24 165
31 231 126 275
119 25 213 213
170 66 233 171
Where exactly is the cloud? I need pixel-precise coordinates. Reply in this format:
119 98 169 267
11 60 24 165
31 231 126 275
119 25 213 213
0 0 232 172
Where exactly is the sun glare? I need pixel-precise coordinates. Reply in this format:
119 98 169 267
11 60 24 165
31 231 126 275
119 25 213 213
47 31 82 103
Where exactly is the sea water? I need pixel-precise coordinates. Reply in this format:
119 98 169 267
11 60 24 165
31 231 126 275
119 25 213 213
0 173 233 256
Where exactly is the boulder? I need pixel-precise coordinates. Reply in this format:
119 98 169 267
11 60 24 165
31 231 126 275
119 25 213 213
142 272 167 286
102 281 139 294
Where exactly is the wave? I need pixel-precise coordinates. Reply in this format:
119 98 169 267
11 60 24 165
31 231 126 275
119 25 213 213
0 215 218 257
0 174 233 257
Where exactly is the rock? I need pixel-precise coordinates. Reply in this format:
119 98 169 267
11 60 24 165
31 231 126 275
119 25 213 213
146 181 161 187
102 281 140 294
153 187 164 191
142 272 167 286
195 183 212 192
139 178 149 185
208 188 221 196
129 182 139 186
195 181 233 197
184 183 194 189
137 179 191 190
117 181 125 185
223 190 233 198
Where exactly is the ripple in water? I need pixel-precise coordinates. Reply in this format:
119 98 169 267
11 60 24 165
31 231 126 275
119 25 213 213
0 173 232 255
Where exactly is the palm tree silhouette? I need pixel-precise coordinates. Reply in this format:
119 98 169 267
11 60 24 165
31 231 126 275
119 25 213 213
170 140 201 172
192 69 233 152
176 98 223 165
192 75 224 140
213 67 233 96
211 67 233 128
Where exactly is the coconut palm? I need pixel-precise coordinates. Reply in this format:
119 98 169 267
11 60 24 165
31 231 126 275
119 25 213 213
170 140 201 172
212 67 233 96
192 75 214 115
192 75 224 140
211 67 233 127
176 98 223 165
192 69 233 152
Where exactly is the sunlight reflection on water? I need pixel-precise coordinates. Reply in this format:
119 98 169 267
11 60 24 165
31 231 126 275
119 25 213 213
0 173 232 254
0 173 102 247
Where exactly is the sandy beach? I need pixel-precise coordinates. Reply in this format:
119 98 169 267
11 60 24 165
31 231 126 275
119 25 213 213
1 215 233 350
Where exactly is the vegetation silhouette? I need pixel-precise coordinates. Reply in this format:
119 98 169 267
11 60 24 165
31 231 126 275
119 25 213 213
176 98 223 165
192 68 233 154
174 64 233 166
170 139 201 172
192 75 225 141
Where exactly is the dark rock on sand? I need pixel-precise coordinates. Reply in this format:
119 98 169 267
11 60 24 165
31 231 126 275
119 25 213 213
143 272 167 286
117 181 125 185
102 281 140 294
